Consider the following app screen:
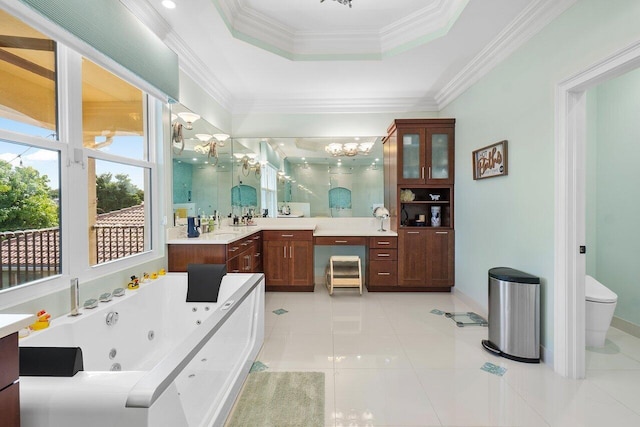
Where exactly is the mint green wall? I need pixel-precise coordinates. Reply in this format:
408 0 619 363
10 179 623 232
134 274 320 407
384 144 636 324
439 0 640 355
586 67 640 327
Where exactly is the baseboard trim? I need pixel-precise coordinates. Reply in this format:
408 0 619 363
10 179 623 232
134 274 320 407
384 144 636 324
611 316 640 339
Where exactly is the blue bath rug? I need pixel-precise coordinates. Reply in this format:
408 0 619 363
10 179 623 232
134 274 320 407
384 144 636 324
250 361 268 372
430 309 445 315
481 362 507 376
272 308 288 315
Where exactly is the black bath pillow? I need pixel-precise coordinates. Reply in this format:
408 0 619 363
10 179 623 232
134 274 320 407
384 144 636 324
186 263 226 302
20 347 84 377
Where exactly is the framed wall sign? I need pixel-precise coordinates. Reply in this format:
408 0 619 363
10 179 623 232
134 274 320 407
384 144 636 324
472 140 508 180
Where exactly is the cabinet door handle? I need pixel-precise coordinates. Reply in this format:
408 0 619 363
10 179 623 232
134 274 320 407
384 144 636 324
335 240 348 243
255 252 261 257
290 246 293 258
377 272 391 276
377 253 390 257
231 269 240 273
377 241 390 245
428 166 432 179
421 166 425 179
281 234 294 237
435 231 448 235
229 247 239 252
284 246 287 258
253 236 261 240
408 231 420 234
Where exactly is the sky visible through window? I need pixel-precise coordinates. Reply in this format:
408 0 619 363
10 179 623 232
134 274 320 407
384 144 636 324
0 118 146 189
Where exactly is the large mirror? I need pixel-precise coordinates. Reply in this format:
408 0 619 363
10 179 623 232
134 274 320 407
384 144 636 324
170 104 233 222
171 113 385 219
231 137 384 218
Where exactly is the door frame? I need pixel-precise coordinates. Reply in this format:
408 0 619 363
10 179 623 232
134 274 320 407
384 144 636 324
554 40 640 378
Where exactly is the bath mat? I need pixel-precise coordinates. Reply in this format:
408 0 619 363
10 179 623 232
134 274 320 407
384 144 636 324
225 372 324 427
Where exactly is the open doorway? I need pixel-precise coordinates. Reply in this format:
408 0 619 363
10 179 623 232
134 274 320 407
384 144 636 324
555 40 640 379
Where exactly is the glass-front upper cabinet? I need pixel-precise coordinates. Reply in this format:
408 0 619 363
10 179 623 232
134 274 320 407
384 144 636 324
426 128 454 185
397 124 454 185
399 129 424 182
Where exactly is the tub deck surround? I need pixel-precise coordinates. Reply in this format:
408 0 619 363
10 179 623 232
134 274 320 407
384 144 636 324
18 273 265 427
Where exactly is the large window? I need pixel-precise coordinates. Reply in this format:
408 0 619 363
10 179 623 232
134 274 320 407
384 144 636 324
82 58 150 266
0 9 60 289
0 8 161 293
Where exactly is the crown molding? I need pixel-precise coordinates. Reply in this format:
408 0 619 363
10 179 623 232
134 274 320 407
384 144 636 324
212 0 468 60
230 97 439 115
120 0 234 110
435 0 577 109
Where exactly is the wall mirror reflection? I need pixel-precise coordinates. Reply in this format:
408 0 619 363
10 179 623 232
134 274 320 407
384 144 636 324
170 104 232 223
233 137 384 218
171 117 384 220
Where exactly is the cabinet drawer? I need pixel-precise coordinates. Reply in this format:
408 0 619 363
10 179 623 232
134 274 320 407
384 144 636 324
369 237 398 248
369 248 397 261
368 261 398 286
0 333 18 388
315 236 367 246
226 242 243 258
263 230 313 241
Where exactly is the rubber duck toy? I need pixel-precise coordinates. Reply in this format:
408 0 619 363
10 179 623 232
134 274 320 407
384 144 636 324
150 272 158 280
142 272 150 283
30 309 51 330
158 268 166 276
127 275 140 290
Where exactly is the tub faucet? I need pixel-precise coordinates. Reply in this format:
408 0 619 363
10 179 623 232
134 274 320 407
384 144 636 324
69 278 82 317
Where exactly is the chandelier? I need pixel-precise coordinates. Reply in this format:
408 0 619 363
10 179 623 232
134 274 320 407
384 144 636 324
320 0 352 7
325 141 374 157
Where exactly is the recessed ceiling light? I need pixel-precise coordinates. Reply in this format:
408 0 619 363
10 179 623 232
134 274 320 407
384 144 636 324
162 0 176 9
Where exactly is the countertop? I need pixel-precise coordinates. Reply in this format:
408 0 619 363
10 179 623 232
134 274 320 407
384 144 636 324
167 217 397 245
0 313 35 338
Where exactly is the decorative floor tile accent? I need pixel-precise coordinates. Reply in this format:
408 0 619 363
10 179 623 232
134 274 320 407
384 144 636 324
272 308 288 315
430 309 445 315
481 362 507 376
250 361 269 372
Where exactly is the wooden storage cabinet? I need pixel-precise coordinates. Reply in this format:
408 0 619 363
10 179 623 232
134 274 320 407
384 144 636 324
0 333 20 427
392 120 455 185
263 230 314 291
367 236 398 289
398 229 454 289
386 118 456 291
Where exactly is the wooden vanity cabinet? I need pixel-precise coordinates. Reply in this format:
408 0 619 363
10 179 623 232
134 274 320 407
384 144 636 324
167 231 263 273
0 332 20 427
262 230 314 291
366 236 398 290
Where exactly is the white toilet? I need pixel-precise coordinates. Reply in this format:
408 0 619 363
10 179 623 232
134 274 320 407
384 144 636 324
585 275 618 347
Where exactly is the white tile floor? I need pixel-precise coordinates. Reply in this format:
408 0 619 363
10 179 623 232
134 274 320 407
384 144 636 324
255 284 640 427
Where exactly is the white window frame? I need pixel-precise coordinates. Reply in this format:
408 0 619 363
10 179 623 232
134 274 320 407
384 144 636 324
0 4 166 309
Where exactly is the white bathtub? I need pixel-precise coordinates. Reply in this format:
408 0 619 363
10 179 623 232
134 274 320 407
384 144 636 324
19 272 265 427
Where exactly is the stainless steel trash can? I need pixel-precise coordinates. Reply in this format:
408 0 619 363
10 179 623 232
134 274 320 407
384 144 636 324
482 267 540 363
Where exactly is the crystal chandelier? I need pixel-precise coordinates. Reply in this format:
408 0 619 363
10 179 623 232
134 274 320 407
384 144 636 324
325 141 374 157
320 0 352 8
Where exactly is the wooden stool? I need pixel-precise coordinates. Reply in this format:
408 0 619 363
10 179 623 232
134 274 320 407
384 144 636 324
326 255 362 295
